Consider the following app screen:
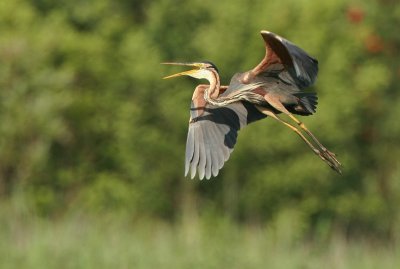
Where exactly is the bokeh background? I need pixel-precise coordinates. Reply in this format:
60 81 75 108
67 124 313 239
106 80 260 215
1 0 399 268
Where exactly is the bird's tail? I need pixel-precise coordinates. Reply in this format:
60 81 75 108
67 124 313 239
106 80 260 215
289 92 318 115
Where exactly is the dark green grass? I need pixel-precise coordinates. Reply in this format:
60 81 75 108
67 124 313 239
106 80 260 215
0 204 399 269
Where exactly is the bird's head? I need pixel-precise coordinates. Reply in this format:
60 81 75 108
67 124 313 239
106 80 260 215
162 61 219 80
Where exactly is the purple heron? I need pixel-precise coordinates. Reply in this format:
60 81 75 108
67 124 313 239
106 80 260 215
163 31 341 179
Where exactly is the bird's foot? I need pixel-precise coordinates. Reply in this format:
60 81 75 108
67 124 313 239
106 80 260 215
321 149 342 174
314 149 342 174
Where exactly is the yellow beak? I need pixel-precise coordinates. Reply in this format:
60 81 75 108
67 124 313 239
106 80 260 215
161 62 202 79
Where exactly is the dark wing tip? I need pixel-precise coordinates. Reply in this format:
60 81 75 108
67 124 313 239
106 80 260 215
259 30 319 89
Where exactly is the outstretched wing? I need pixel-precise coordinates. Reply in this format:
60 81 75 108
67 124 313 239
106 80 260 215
242 31 318 89
222 31 319 98
185 101 265 180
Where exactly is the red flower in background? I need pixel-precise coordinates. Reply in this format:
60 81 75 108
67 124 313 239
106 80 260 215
347 6 364 24
365 34 384 53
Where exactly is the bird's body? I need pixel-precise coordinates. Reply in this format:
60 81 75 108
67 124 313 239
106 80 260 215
224 69 317 115
163 31 341 179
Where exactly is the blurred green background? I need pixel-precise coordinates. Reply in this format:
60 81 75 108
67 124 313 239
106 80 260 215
1 0 400 268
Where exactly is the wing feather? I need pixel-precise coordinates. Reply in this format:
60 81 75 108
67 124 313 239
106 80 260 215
204 128 213 180
185 101 266 179
190 126 200 179
197 128 206 180
184 126 195 176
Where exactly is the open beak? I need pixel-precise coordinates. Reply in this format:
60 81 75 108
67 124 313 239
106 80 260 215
161 62 202 79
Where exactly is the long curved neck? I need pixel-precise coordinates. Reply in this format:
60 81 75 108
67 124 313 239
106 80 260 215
203 69 238 106
203 69 220 99
204 78 266 108
202 69 242 106
201 68 264 107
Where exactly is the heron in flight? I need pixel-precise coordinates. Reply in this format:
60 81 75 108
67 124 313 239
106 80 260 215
163 30 341 179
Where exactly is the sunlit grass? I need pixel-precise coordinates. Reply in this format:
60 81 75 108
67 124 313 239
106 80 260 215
0 204 399 269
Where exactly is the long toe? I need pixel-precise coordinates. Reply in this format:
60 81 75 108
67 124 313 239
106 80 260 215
313 147 342 174
320 148 341 166
327 150 341 166
331 163 342 174
319 150 342 174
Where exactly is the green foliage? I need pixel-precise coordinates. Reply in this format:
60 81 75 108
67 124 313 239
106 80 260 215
0 0 399 239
